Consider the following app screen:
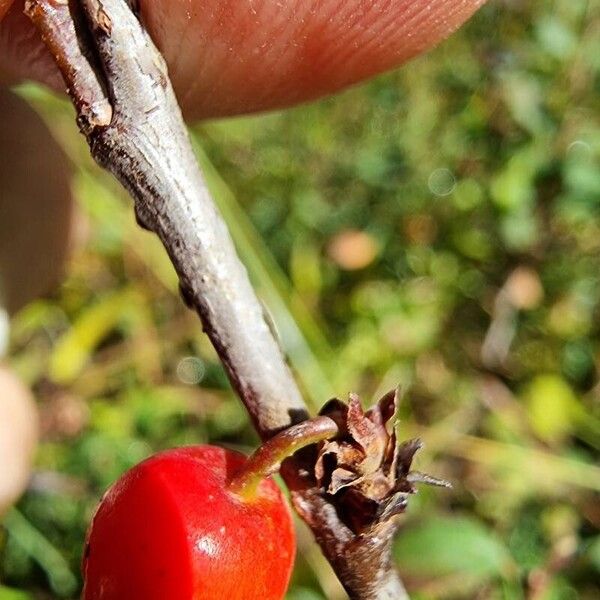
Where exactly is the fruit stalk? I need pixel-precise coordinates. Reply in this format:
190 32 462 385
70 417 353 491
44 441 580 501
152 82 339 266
26 1 409 597
228 416 338 499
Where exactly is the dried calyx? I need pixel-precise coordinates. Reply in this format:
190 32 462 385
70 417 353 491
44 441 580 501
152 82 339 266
315 389 450 534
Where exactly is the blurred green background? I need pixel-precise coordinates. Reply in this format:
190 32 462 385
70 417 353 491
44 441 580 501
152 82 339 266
1 0 599 598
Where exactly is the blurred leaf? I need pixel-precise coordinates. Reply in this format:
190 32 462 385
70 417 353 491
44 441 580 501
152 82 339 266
587 536 600 573
522 375 578 444
285 589 326 600
394 516 513 581
500 207 539 251
537 577 579 600
548 294 593 339
0 587 32 600
290 238 323 298
452 178 484 212
508 509 546 571
448 435 600 493
452 227 493 260
563 143 600 200
490 145 547 213
535 16 577 60
2 510 77 597
500 74 549 135
48 289 137 385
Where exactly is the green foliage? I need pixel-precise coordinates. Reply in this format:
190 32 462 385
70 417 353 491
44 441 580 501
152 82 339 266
0 587 32 600
522 374 578 444
394 515 513 582
2 0 599 598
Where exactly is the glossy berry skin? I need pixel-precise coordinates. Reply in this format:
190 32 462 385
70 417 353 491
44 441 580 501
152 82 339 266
82 446 295 600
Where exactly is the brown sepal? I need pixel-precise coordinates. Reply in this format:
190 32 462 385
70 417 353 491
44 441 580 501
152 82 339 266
315 388 450 533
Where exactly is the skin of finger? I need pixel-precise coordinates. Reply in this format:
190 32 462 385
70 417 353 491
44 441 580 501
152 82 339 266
141 0 487 119
0 87 75 314
0 365 38 516
0 3 63 88
1 0 485 120
0 0 10 21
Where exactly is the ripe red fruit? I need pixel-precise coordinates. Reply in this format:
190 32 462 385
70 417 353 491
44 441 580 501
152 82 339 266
82 445 296 600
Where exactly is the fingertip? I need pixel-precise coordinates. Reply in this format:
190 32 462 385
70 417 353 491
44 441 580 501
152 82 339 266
141 0 487 120
0 364 38 516
0 2 62 88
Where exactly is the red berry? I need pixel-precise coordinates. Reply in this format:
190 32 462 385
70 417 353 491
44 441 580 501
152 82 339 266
82 445 296 600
